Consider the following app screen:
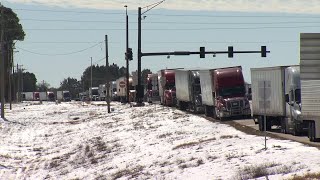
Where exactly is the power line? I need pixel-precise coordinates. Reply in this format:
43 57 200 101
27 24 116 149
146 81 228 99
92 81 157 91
16 42 102 56
13 25 320 31
21 41 119 44
20 18 320 25
13 8 320 19
13 8 124 15
93 57 106 64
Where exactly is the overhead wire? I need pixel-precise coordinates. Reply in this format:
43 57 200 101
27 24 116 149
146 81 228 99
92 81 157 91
16 42 103 56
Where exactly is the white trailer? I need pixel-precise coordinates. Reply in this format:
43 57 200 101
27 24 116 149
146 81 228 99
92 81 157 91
22 92 34 101
116 76 132 102
300 33 320 141
251 66 306 135
56 91 63 101
98 84 106 101
39 92 47 101
175 69 203 113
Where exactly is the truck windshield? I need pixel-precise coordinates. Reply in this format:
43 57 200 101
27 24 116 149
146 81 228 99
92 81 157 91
295 89 301 103
194 84 201 94
166 83 175 90
219 86 245 97
92 89 99 95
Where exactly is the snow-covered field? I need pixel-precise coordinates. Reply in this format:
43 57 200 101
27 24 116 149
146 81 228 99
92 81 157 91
1 101 320 180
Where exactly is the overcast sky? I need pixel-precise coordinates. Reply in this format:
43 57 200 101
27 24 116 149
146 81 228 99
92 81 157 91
3 0 320 88
8 0 320 14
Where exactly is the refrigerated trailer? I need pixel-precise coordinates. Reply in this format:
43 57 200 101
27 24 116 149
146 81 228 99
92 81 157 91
300 33 320 142
251 66 307 135
175 69 203 113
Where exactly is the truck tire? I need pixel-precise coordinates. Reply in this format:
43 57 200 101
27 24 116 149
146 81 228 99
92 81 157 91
213 107 218 119
258 116 264 131
281 118 287 134
309 121 315 142
205 106 212 117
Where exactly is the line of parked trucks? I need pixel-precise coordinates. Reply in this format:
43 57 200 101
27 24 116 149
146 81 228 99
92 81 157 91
21 91 71 102
142 33 320 142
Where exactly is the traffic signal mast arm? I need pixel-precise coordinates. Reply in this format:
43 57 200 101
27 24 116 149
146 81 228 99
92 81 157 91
141 46 270 58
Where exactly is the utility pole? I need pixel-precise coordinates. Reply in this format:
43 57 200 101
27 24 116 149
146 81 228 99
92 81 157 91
125 5 130 103
90 57 93 101
0 4 5 118
137 7 142 104
8 46 12 110
105 35 110 113
16 64 19 102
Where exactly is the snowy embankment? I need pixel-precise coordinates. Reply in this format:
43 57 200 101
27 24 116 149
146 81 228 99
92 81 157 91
0 101 320 179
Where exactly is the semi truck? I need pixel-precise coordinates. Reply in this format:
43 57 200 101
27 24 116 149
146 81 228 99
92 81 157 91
47 91 55 101
175 69 203 113
116 76 133 103
146 73 160 103
199 66 250 119
300 33 320 142
21 92 34 101
158 69 178 106
57 91 71 101
98 84 106 101
251 65 307 135
109 81 118 101
89 87 99 101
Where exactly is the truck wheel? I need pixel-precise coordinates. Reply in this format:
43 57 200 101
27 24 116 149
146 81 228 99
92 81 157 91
309 122 315 142
213 107 218 119
258 116 264 131
266 119 272 131
281 119 287 134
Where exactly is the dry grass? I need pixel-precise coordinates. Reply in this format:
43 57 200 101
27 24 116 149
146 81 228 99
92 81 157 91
158 132 173 139
236 162 294 180
111 165 145 179
173 137 216 150
220 135 239 139
289 172 320 180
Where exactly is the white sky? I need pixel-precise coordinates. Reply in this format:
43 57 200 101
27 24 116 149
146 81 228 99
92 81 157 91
1 101 320 179
8 0 320 14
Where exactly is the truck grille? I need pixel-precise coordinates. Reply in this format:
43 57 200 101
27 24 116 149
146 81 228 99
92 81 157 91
227 100 244 115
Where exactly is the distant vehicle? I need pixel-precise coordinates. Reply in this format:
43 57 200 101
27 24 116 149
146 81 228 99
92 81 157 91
57 91 71 101
158 69 178 106
109 81 118 101
116 76 134 103
98 84 106 101
21 92 34 101
175 69 203 113
146 73 160 103
39 92 47 101
33 92 40 100
199 66 250 119
251 65 307 135
47 91 55 101
89 87 99 101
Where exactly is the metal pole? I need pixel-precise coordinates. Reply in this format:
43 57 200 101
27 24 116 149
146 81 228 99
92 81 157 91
8 46 12 110
0 4 5 118
264 81 267 150
105 35 110 113
90 57 93 101
137 7 142 104
125 5 130 103
16 63 19 102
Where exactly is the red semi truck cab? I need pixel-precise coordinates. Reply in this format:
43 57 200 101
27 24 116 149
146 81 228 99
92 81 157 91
214 67 250 118
200 66 250 119
158 69 177 106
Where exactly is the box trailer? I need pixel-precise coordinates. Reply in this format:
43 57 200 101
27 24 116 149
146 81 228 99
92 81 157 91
251 66 306 134
175 69 203 113
300 33 320 141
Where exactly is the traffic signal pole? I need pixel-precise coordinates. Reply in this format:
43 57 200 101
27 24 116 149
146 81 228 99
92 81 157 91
137 7 142 104
125 5 130 103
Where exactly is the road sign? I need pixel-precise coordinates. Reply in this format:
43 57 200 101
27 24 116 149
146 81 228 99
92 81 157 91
119 81 126 88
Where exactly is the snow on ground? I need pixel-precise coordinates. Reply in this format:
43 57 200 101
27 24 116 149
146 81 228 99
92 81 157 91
0 101 320 180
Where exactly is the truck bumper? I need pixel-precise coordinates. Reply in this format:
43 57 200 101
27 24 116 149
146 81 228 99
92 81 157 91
220 108 251 118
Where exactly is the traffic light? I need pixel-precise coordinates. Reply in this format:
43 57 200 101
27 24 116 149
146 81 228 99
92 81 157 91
128 48 133 60
200 47 205 58
228 46 234 58
261 46 267 57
